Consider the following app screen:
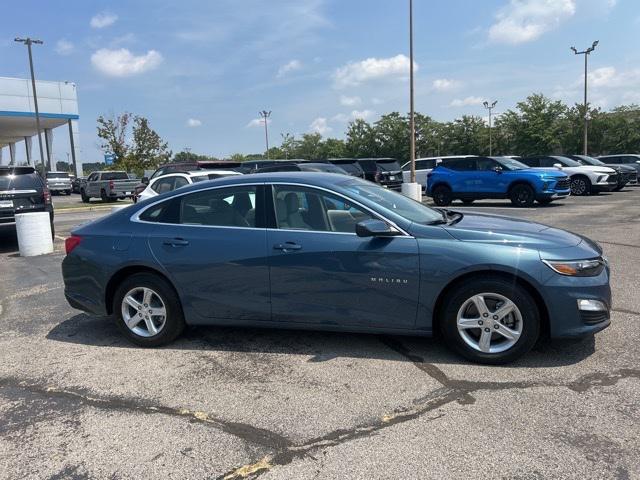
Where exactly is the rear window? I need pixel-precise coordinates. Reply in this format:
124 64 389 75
375 160 401 171
101 172 129 180
0 173 42 190
46 172 70 179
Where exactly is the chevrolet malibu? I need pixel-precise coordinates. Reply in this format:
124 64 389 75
62 173 611 364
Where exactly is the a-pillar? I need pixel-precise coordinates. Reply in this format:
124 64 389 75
44 128 53 171
24 136 33 167
9 143 16 165
68 119 82 177
0 146 5 166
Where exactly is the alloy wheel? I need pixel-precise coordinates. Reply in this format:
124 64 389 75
571 178 587 196
456 292 523 354
121 287 167 337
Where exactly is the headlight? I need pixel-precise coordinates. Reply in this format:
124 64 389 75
542 258 605 276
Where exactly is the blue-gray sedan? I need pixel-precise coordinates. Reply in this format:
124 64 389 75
62 173 611 364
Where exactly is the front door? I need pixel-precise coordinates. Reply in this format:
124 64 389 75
267 185 420 329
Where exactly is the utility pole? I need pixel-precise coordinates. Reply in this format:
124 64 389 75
571 41 598 155
15 37 47 175
483 100 498 156
408 0 416 183
259 110 271 159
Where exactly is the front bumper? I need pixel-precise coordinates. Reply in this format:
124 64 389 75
540 269 612 338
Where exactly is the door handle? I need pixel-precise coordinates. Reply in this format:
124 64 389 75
273 242 302 251
163 238 189 247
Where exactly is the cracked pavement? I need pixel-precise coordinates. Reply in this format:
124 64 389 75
0 190 639 479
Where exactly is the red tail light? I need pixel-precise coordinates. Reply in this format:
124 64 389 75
65 235 82 254
109 179 115 190
43 187 51 205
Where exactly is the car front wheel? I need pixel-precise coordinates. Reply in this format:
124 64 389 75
439 277 540 364
432 185 452 206
570 176 591 196
113 273 185 347
509 184 535 207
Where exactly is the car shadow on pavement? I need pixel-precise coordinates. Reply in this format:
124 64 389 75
0 231 19 255
47 313 596 368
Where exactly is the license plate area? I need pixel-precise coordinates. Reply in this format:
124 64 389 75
0 200 13 208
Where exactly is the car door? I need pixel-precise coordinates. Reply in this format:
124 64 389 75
266 184 420 329
475 157 509 194
445 158 478 192
146 184 270 321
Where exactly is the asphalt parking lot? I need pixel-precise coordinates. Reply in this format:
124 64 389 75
1 189 638 479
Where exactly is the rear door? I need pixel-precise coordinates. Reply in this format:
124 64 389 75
443 158 478 192
146 184 271 321
266 184 420 329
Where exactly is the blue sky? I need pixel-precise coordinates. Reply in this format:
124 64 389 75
1 0 639 163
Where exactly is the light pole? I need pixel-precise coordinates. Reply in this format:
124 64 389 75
483 100 497 156
571 40 598 155
259 110 271 159
15 37 47 174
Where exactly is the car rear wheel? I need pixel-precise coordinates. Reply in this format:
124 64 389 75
80 189 89 203
113 273 185 347
439 277 540 364
509 184 535 207
432 185 452 206
570 176 591 196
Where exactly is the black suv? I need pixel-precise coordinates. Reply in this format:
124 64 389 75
327 158 366 178
0 166 54 235
356 158 404 190
254 162 349 174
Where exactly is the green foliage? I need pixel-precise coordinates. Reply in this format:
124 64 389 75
173 151 220 163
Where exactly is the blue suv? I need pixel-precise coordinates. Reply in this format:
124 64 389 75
426 156 571 207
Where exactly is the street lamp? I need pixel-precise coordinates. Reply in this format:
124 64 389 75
14 37 47 174
571 40 598 155
483 100 498 156
258 110 271 159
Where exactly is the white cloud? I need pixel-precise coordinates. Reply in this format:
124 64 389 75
246 118 271 128
450 96 485 107
432 78 461 91
55 39 74 56
90 11 118 29
277 59 302 78
339 95 361 106
488 0 576 44
309 117 332 135
91 48 163 77
333 54 417 88
332 110 375 122
186 118 202 127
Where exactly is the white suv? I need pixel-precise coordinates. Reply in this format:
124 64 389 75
137 170 242 202
402 156 476 191
519 155 617 195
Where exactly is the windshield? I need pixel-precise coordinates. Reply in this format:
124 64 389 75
571 155 603 166
341 181 443 224
554 156 581 167
102 172 129 180
46 172 70 179
376 160 402 172
495 157 529 170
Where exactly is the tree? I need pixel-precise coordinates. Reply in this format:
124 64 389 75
345 119 377 157
96 112 132 163
173 151 219 163
373 113 410 162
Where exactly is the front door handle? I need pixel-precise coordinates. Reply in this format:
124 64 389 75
273 242 302 252
163 238 189 247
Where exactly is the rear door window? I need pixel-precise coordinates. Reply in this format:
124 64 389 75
476 157 499 171
442 158 476 171
180 186 257 227
151 177 176 194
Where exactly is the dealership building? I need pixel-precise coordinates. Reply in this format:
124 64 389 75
0 76 82 176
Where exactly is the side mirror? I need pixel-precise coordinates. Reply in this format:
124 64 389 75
141 176 149 184
636 160 640 164
356 219 400 237
553 163 563 169
493 166 503 173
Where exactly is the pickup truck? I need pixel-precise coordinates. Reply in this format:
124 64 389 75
80 171 140 203
46 171 73 195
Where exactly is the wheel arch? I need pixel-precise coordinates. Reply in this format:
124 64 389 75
431 269 550 339
105 265 180 315
507 180 535 194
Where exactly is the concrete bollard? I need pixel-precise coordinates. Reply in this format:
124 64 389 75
401 182 423 202
15 212 53 257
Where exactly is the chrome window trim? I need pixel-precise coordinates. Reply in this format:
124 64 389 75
131 180 413 237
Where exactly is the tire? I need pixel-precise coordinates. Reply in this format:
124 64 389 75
432 185 452 206
462 199 474 205
570 176 591 196
80 189 90 203
100 189 109 203
509 184 535 207
439 277 540 364
113 273 185 347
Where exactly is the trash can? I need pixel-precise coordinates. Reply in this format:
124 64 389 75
15 212 53 257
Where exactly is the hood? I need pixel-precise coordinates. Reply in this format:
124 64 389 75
576 165 615 174
442 212 582 249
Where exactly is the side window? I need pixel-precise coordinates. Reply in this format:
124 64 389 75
273 185 374 233
414 160 426 170
539 158 558 168
522 158 540 167
476 158 498 171
445 158 475 171
179 186 257 227
151 177 176 194
87 173 96 182
173 177 189 189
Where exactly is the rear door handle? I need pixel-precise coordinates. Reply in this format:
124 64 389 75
273 242 302 251
163 238 189 247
